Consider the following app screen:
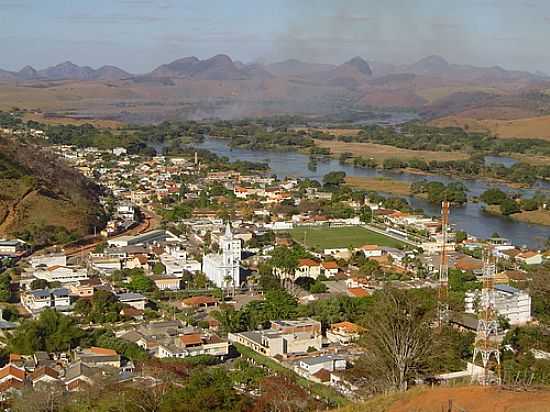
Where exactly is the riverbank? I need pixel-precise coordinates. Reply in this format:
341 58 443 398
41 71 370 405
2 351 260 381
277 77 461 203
314 139 469 162
484 205 550 226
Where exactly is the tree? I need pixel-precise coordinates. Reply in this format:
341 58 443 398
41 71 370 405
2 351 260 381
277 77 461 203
0 272 12 302
128 273 156 293
270 246 298 279
500 198 520 215
455 231 467 244
359 205 373 223
30 278 49 290
362 288 433 392
480 188 508 205
322 171 346 190
8 309 85 354
309 281 327 294
153 262 166 275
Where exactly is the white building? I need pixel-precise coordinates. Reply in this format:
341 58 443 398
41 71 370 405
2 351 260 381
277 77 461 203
30 254 67 268
465 285 531 326
228 319 322 357
21 288 71 314
32 266 88 285
202 223 241 288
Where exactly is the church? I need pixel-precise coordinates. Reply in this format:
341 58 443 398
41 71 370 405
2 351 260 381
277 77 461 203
202 223 242 288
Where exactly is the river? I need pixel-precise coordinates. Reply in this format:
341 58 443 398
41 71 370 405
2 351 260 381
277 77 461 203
195 138 549 249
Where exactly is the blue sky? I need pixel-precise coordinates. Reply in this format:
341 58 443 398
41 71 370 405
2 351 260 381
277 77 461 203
1 0 550 73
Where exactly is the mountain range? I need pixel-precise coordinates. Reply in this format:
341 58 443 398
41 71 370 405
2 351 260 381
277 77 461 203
1 54 543 83
1 54 549 122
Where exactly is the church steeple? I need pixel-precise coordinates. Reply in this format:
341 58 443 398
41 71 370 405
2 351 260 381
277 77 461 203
224 222 232 238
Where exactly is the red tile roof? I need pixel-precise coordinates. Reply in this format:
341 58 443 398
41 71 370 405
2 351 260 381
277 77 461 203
180 334 203 346
298 258 319 267
347 288 369 298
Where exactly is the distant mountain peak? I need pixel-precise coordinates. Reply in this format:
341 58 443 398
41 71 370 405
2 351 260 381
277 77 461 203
410 55 450 74
345 56 373 75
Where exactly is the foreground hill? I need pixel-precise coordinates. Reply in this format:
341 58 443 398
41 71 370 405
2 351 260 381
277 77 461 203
0 134 104 246
337 386 550 412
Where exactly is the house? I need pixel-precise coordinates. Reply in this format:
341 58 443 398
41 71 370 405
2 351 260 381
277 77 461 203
516 251 543 266
63 362 100 391
117 293 147 311
75 347 121 368
32 265 89 285
21 288 71 314
30 253 67 268
326 321 365 344
32 367 60 387
465 285 531 325
0 239 27 257
321 261 339 278
454 256 484 274
0 363 26 395
296 355 346 378
295 259 321 280
180 295 219 309
156 333 229 359
359 245 382 258
151 275 181 291
229 318 322 357
347 288 370 298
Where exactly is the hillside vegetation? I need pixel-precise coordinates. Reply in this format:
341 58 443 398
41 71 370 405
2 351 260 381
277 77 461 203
0 134 104 246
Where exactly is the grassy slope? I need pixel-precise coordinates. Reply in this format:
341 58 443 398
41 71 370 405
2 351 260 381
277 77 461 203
289 226 404 250
0 134 103 240
334 386 550 412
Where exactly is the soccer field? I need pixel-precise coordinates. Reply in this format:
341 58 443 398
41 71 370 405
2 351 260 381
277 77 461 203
288 225 404 250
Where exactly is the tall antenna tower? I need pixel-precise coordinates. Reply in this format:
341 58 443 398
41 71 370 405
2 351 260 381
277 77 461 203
438 201 450 327
472 247 501 385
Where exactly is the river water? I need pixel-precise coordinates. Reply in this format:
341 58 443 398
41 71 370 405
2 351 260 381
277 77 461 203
196 138 549 249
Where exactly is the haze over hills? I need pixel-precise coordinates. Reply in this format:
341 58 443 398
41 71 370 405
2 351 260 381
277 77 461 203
0 53 549 122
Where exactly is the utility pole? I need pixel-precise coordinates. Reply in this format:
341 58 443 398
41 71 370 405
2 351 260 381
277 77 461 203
472 246 501 385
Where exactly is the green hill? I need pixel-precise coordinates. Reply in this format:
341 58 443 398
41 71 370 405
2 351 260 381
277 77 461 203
0 134 104 246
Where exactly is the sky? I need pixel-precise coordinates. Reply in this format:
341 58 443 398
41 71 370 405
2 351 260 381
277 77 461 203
2 0 550 73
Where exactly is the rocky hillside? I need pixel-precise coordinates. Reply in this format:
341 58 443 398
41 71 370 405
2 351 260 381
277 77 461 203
0 134 104 246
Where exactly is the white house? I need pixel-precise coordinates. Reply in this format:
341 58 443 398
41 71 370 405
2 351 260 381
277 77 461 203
32 266 88 285
465 285 531 325
21 288 71 314
516 251 543 266
117 293 147 311
202 223 241 288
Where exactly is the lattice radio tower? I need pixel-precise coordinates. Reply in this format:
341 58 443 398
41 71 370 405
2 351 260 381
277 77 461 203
438 201 450 327
472 247 501 385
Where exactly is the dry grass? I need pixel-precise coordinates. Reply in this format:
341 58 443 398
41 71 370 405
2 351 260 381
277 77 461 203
417 85 505 104
315 139 469 161
335 386 550 412
510 209 550 226
22 112 124 128
431 115 550 141
345 176 412 196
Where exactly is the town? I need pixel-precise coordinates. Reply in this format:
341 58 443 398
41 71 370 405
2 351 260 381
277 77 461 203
0 116 548 411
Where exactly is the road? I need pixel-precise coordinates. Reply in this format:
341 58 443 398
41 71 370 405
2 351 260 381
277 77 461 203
62 210 161 258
